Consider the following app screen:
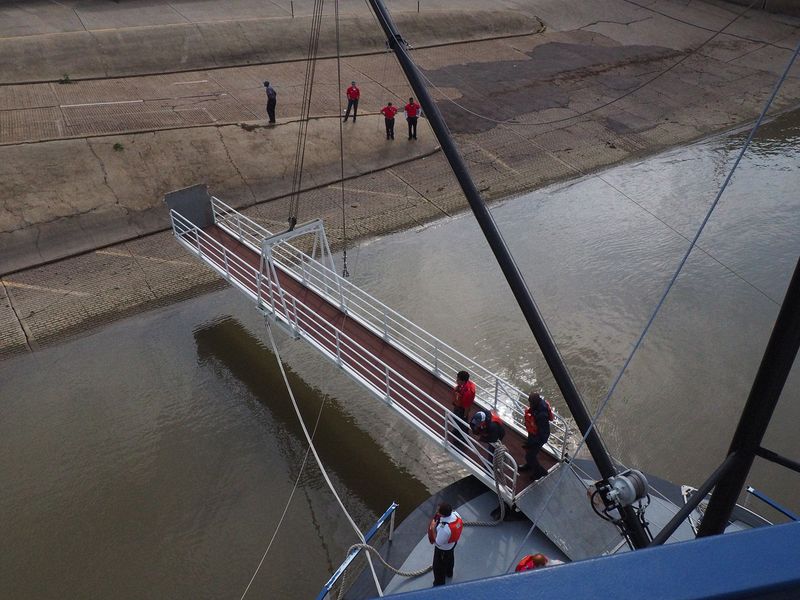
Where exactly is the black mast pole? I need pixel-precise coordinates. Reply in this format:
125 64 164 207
697 256 800 537
365 0 649 548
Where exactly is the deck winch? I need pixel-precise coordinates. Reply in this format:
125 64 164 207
599 469 649 509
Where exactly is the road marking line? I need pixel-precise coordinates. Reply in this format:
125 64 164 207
2 280 92 297
326 185 412 199
60 100 144 108
477 146 522 176
173 80 209 85
96 249 194 266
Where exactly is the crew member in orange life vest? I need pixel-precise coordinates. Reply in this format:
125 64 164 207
380 102 397 140
428 502 463 586
470 410 506 451
344 81 360 122
521 393 553 480
405 97 421 140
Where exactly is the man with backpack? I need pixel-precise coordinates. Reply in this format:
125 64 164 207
521 392 553 479
428 502 463 586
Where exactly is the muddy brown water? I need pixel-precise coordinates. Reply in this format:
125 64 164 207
2 111 799 598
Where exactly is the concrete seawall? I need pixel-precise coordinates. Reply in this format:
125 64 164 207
0 117 438 273
0 10 542 83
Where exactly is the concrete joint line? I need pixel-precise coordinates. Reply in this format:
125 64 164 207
388 167 452 219
216 128 256 201
60 100 144 109
0 279 35 352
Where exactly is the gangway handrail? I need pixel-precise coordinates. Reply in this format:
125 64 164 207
169 210 519 501
208 197 570 460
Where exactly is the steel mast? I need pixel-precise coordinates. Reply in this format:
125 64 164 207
364 0 649 548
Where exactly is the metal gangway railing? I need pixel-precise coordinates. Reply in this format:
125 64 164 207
165 187 570 504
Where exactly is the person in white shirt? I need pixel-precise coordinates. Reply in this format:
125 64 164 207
427 502 463 586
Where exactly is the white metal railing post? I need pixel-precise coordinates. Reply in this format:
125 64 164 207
339 284 347 314
236 212 243 241
382 308 389 340
193 227 202 257
257 254 264 307
384 366 391 401
494 379 499 411
335 330 342 365
223 250 230 278
433 341 440 375
266 259 276 313
211 198 218 225
311 232 319 263
292 297 300 339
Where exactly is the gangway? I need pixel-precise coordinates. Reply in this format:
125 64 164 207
165 184 570 506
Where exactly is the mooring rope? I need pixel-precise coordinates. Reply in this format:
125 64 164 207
238 394 328 600
463 442 508 527
263 319 385 596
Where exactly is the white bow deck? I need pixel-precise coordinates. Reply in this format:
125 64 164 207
165 185 570 506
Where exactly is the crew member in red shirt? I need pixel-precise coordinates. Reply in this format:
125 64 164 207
344 81 360 122
452 370 476 425
380 101 398 140
405 97 421 140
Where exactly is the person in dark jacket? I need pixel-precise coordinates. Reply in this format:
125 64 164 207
264 81 277 124
520 393 551 479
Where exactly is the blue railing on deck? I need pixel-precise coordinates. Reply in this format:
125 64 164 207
316 502 399 600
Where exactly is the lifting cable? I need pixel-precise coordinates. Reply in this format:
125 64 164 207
505 35 800 572
287 0 326 231
334 0 350 277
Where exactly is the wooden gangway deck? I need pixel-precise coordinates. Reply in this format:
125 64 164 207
165 185 569 503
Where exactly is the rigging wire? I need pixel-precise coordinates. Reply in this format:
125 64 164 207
414 0 758 128
262 319 385 596
238 394 329 600
334 0 350 277
407 5 782 306
506 36 800 571
287 0 327 230
499 123 782 306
